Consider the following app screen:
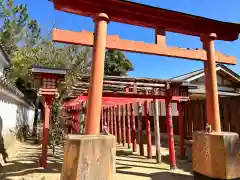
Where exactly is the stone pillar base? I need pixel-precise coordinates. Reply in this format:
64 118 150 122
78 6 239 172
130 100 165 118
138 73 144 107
61 134 116 180
192 131 240 180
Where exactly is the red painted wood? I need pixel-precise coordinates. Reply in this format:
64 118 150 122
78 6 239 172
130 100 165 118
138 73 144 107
104 108 107 129
113 106 117 136
130 103 137 152
138 103 144 156
109 107 113 134
72 111 80 133
65 94 188 109
178 103 185 158
53 0 240 41
41 95 53 169
126 104 131 148
166 98 176 169
144 101 152 158
121 105 126 146
117 105 121 144
107 108 110 132
101 108 104 132
79 93 186 102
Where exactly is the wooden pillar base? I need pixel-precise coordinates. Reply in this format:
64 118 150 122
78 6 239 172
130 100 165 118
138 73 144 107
193 131 240 180
61 134 116 180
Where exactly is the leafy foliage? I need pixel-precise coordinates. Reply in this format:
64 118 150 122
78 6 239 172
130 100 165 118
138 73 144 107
0 0 134 147
104 50 134 76
0 0 41 56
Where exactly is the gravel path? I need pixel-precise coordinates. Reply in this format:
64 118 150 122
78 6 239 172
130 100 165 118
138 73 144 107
0 140 193 180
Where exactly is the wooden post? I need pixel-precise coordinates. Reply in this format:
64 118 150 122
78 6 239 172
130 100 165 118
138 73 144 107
107 107 110 132
110 107 113 134
113 106 117 136
177 103 185 158
103 107 107 128
153 98 161 163
201 33 221 132
165 84 177 169
101 108 104 132
85 13 109 134
121 105 126 146
144 100 152 158
130 103 137 152
117 105 121 144
41 95 53 169
138 103 144 156
126 104 131 148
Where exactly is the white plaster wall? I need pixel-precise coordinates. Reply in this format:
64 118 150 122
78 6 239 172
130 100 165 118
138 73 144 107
0 60 5 76
0 89 35 136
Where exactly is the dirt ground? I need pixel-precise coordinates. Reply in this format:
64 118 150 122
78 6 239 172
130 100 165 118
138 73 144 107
0 140 193 180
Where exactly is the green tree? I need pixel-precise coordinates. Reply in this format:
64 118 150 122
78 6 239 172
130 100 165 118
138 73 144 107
8 38 91 142
8 38 91 99
0 0 41 56
0 0 134 144
104 50 133 76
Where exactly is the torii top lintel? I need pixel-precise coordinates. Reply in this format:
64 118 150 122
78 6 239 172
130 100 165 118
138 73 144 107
52 0 240 41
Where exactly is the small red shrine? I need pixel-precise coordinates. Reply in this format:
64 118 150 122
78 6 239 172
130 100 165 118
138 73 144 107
32 66 66 169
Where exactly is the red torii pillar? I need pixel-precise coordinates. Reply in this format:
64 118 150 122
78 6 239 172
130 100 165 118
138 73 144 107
103 107 107 131
113 106 117 136
165 85 176 169
130 103 137 152
106 108 110 132
101 108 104 132
202 33 221 132
138 103 144 156
144 100 152 158
85 13 109 134
109 107 113 134
41 93 54 169
121 105 126 146
117 105 122 144
126 104 131 148
72 109 80 133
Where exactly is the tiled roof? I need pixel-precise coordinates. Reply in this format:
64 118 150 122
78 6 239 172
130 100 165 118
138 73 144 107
0 75 24 97
0 44 34 107
0 43 11 64
171 64 240 81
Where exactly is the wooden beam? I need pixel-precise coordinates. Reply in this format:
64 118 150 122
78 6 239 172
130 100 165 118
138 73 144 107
52 0 240 41
137 103 144 156
155 28 166 46
53 29 236 65
144 100 152 158
153 97 161 163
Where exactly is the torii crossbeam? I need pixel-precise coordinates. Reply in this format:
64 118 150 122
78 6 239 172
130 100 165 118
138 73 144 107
51 0 240 179
51 0 240 135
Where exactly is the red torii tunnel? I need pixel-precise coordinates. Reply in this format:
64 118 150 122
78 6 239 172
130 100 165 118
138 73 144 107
64 89 188 168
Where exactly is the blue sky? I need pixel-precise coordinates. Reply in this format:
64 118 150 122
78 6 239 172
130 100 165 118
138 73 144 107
17 0 240 78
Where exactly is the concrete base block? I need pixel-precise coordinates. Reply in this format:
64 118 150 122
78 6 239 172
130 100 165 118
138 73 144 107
61 134 116 180
192 131 240 180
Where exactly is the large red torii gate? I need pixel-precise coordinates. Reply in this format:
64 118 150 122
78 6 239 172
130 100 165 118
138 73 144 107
51 0 240 179
51 0 239 135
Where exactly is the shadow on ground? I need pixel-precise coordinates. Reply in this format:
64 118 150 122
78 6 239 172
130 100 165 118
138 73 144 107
0 139 63 179
116 170 193 180
116 145 192 173
151 172 193 180
0 139 192 180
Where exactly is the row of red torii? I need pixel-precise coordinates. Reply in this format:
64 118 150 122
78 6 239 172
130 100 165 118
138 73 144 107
63 76 189 169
